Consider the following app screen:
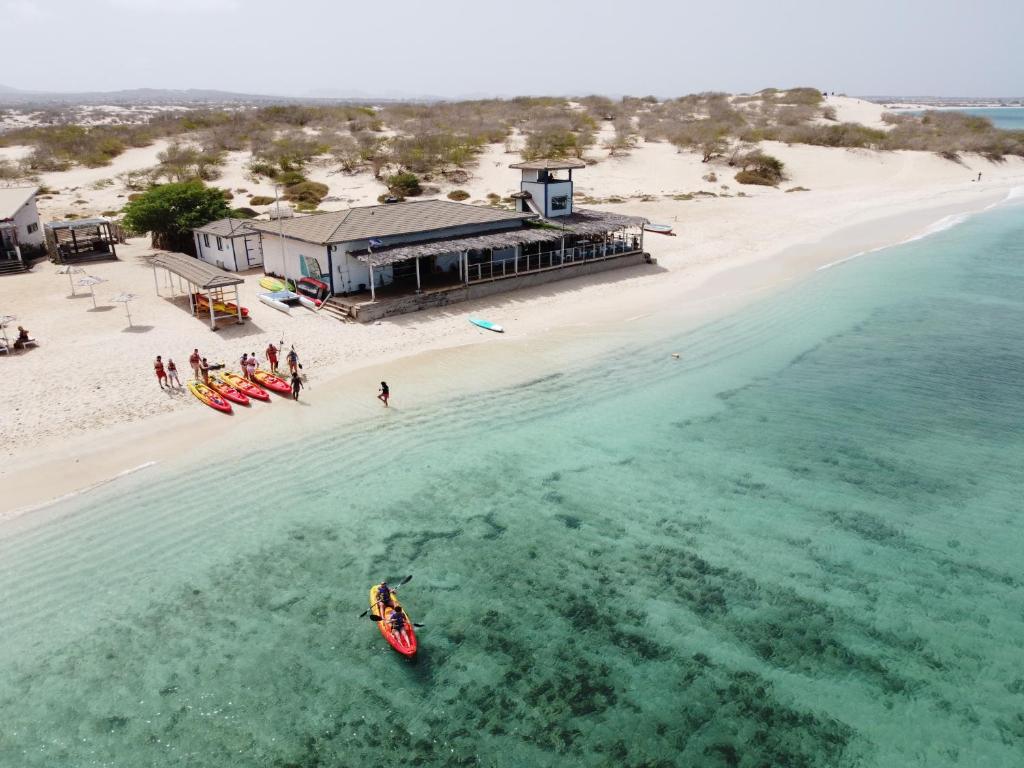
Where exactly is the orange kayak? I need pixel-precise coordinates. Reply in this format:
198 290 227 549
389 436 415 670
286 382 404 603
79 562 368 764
219 371 270 401
187 381 232 413
208 376 250 406
370 585 417 657
251 368 292 395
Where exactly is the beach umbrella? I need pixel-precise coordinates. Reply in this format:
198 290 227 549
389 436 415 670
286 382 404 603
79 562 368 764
111 292 138 327
77 275 107 309
55 265 85 296
0 314 14 348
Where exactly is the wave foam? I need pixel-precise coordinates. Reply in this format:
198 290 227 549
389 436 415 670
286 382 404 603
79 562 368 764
901 213 970 244
3 461 159 521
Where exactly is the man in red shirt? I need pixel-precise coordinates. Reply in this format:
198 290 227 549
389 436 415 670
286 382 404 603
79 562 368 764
154 356 168 389
266 342 279 374
189 349 201 380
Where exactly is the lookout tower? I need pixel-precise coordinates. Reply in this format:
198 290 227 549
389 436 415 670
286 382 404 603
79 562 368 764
509 159 586 219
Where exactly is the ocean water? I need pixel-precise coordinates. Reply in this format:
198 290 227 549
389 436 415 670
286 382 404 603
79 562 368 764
900 107 1024 131
2 203 1024 767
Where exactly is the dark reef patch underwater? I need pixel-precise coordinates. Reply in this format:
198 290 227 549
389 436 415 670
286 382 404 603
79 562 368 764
1 204 1024 766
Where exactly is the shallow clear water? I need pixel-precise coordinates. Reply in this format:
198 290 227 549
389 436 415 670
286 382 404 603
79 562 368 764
900 107 1024 131
2 204 1024 766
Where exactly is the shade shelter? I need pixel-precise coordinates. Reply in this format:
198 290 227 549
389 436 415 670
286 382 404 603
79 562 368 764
45 218 118 264
151 252 245 330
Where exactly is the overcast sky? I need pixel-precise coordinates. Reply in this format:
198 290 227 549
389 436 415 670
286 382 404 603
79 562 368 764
3 0 1021 97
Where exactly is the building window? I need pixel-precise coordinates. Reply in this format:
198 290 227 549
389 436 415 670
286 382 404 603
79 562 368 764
26 222 38 234
203 234 210 248
550 195 568 211
216 236 223 250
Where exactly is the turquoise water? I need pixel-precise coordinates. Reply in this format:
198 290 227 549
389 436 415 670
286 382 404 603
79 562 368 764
2 203 1024 766
900 107 1024 131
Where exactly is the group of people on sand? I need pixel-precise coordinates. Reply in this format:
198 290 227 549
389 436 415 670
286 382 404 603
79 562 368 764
154 343 306 400
155 346 389 407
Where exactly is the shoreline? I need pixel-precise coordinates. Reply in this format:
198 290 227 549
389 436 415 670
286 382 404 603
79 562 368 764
2 183 1017 521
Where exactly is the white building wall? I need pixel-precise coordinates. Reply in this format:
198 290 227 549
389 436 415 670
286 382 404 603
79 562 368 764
13 197 43 248
260 232 329 283
195 231 237 271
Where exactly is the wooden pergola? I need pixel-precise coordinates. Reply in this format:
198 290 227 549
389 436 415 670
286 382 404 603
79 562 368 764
151 252 245 330
45 218 119 263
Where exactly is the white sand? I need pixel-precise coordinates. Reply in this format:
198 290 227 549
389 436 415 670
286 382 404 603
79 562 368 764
3 96 1024 514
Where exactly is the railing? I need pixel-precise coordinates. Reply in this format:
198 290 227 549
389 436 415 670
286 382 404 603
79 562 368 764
466 239 641 284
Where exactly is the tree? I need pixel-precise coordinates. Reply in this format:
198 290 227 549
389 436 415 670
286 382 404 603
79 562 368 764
121 182 231 253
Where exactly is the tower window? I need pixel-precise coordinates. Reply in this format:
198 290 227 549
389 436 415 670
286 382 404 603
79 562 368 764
550 195 568 211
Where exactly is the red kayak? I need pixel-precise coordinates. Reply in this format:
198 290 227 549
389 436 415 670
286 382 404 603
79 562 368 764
209 376 250 406
251 368 292 395
370 584 417 657
220 371 270 401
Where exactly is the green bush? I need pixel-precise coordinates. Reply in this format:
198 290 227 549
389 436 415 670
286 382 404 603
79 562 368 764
230 207 258 219
447 189 470 201
249 195 275 206
735 170 776 185
283 180 329 207
276 170 306 186
386 171 422 197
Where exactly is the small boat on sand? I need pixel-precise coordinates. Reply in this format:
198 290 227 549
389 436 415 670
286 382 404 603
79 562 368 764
644 223 675 236
258 290 318 314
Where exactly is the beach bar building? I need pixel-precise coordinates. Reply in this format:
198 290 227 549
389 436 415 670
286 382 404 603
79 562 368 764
248 161 648 321
193 218 263 272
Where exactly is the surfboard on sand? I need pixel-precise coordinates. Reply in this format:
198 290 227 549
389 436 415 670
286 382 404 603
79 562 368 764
469 317 503 333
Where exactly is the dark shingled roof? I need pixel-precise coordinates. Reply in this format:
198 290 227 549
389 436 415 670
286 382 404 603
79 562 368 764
194 218 256 238
248 199 535 246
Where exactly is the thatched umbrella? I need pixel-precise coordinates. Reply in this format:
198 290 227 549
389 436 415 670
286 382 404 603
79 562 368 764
0 314 14 349
55 265 85 296
77 275 107 309
111 292 139 327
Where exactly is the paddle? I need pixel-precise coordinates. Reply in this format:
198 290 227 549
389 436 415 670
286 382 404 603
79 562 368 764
357 574 412 618
370 615 424 628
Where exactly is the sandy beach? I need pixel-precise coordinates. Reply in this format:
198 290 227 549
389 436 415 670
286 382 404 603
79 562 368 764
3 97 1023 516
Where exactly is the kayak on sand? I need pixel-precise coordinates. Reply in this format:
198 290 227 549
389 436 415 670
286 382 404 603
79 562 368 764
208 376 250 406
187 381 232 413
251 368 292 395
219 371 270 401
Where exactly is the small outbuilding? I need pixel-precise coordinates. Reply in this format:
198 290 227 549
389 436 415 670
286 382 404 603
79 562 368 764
0 185 42 272
193 218 263 272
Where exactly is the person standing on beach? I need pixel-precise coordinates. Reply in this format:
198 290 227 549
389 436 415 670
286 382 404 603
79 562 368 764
154 355 168 389
200 357 211 384
246 352 257 380
189 348 201 380
290 371 304 400
240 352 249 379
167 358 182 389
287 347 299 375
977 172 983 182
378 381 389 407
266 342 279 374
